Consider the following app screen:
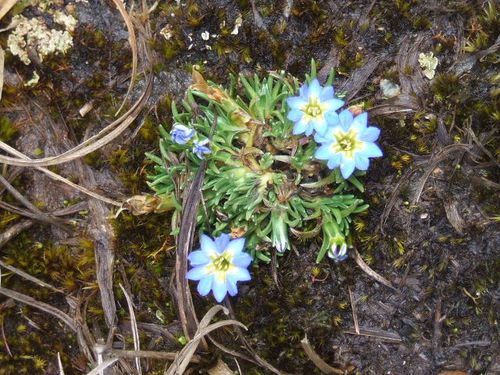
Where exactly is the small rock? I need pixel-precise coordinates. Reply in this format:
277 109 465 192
380 79 401 98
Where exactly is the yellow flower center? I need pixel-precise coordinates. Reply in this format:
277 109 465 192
332 129 361 158
213 254 231 271
303 97 324 118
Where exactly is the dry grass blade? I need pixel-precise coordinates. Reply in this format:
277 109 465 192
0 173 69 230
0 47 4 102
0 0 17 21
57 352 65 375
166 305 247 375
110 0 137 116
344 327 402 343
175 160 208 339
119 283 142 375
0 286 76 331
85 358 119 375
0 260 63 293
352 249 398 292
0 219 33 247
348 286 359 335
0 74 153 167
108 349 201 362
301 335 344 374
412 144 472 204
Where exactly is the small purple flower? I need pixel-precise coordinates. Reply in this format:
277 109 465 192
287 78 344 136
314 109 383 179
170 123 195 144
193 139 211 159
187 233 252 303
328 242 348 263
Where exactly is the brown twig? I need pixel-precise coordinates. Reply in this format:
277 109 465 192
348 286 360 335
301 335 344 374
344 327 402 343
352 249 398 292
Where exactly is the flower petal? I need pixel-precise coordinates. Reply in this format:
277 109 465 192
320 86 333 101
327 154 342 169
354 154 370 170
212 274 228 302
308 79 321 98
299 84 309 98
338 109 354 131
292 117 309 135
359 126 381 142
340 158 356 179
214 233 231 253
324 111 341 127
200 234 218 256
229 267 251 282
287 109 303 122
225 238 246 256
323 98 344 112
226 275 238 296
312 117 328 135
188 250 210 266
351 112 368 131
315 145 333 160
361 142 383 158
186 265 210 281
287 97 307 110
232 252 252 268
197 274 213 296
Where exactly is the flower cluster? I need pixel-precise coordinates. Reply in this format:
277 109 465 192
170 123 211 159
287 79 382 179
187 233 252 302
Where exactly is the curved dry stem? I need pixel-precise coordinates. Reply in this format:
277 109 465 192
111 0 138 116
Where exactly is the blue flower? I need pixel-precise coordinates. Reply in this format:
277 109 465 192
170 123 195 144
192 139 211 159
186 233 252 303
287 78 344 136
328 242 348 263
314 109 383 179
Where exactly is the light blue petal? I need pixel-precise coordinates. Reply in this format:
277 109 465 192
315 145 333 160
225 238 246 256
226 275 238 296
326 154 342 169
188 250 210 266
212 276 228 302
232 252 252 268
308 79 321 98
324 111 340 127
304 123 315 136
200 234 217 255
312 117 328 135
229 267 251 282
354 154 370 170
197 274 213 296
287 109 304 122
214 233 231 252
323 98 344 112
340 158 356 179
292 117 309 135
287 97 307 110
361 143 383 158
299 84 309 98
338 109 353 132
352 112 368 130
320 86 333 101
186 266 210 281
359 126 381 142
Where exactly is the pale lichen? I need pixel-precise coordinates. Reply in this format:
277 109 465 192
7 9 77 66
418 52 439 80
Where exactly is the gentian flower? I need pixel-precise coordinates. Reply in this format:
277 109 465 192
170 123 195 144
314 109 382 179
328 242 348 263
186 233 252 302
287 78 344 136
192 139 211 159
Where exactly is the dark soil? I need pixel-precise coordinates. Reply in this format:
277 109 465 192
0 0 498 374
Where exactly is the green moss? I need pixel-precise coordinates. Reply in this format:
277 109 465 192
0 115 18 142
